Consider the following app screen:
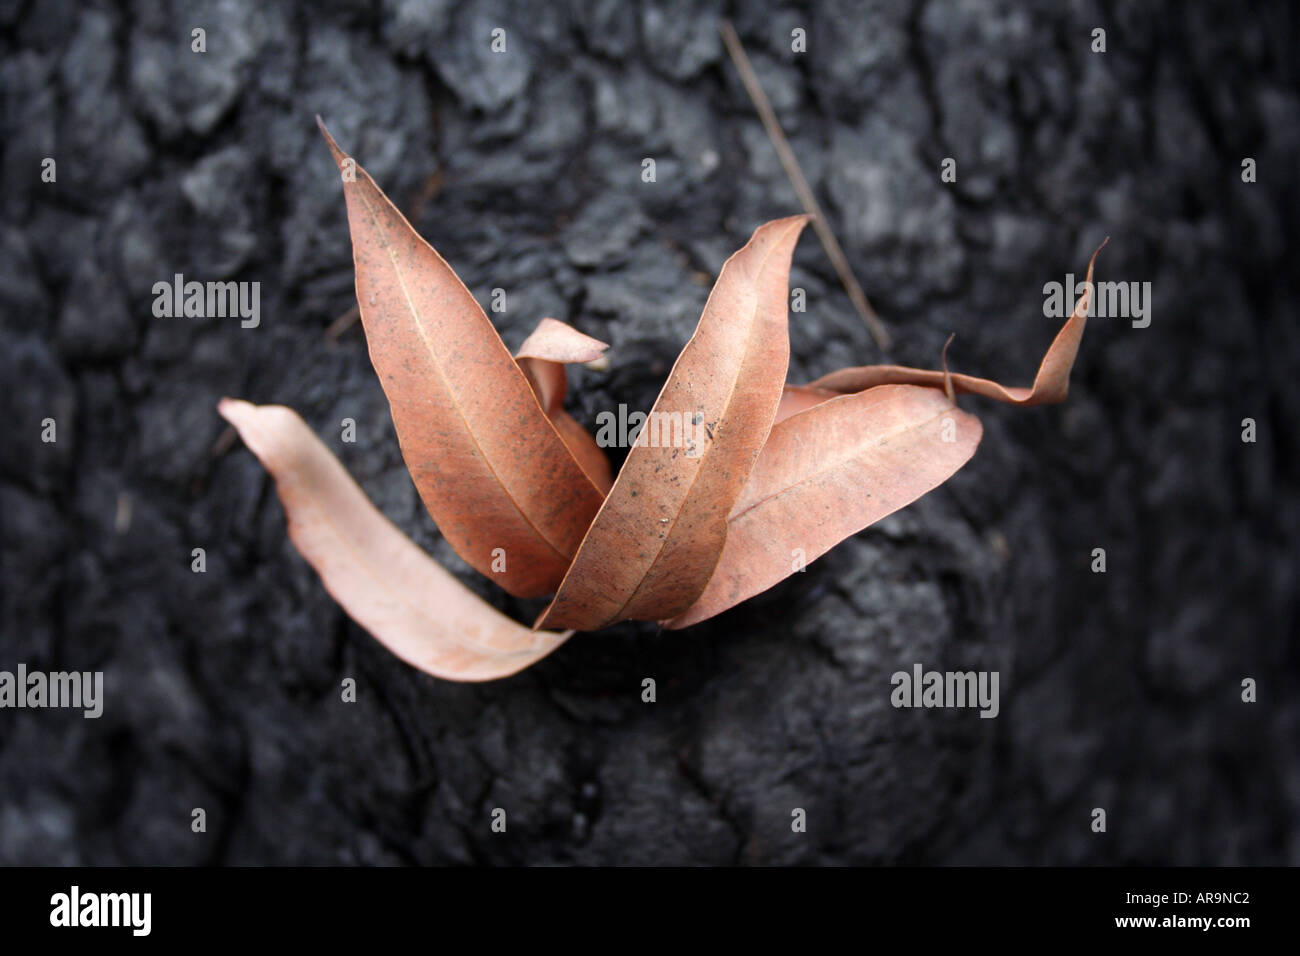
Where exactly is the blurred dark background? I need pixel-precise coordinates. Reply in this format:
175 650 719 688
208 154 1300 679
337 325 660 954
1 0 1297 864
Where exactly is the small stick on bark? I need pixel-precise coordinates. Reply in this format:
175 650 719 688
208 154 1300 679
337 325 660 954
326 303 360 341
211 424 238 458
718 19 891 351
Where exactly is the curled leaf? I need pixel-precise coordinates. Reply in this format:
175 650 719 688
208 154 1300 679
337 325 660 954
217 399 571 681
318 118 603 598
537 215 811 630
516 316 610 399
514 318 613 494
809 241 1107 404
665 385 982 628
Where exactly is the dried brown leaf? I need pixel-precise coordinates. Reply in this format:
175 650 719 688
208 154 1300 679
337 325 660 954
665 385 982 628
537 215 810 630
318 119 603 597
217 399 570 680
807 242 1106 404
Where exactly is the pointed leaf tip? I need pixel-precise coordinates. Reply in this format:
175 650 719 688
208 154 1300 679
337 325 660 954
316 116 347 169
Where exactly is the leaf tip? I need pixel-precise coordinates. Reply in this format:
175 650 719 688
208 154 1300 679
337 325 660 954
940 333 957 403
1087 236 1109 279
216 396 247 424
778 212 813 234
316 116 348 169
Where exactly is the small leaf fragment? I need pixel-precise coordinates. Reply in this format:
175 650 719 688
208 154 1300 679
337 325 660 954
514 318 613 493
516 316 610 403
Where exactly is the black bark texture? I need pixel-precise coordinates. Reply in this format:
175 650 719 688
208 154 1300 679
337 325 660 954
1 0 1297 864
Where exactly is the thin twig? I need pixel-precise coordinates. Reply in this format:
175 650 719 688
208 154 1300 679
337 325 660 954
326 303 360 341
211 424 238 458
718 19 891 351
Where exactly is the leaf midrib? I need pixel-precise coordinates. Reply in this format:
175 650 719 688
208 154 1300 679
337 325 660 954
352 179 572 566
612 219 802 619
731 403 955 523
